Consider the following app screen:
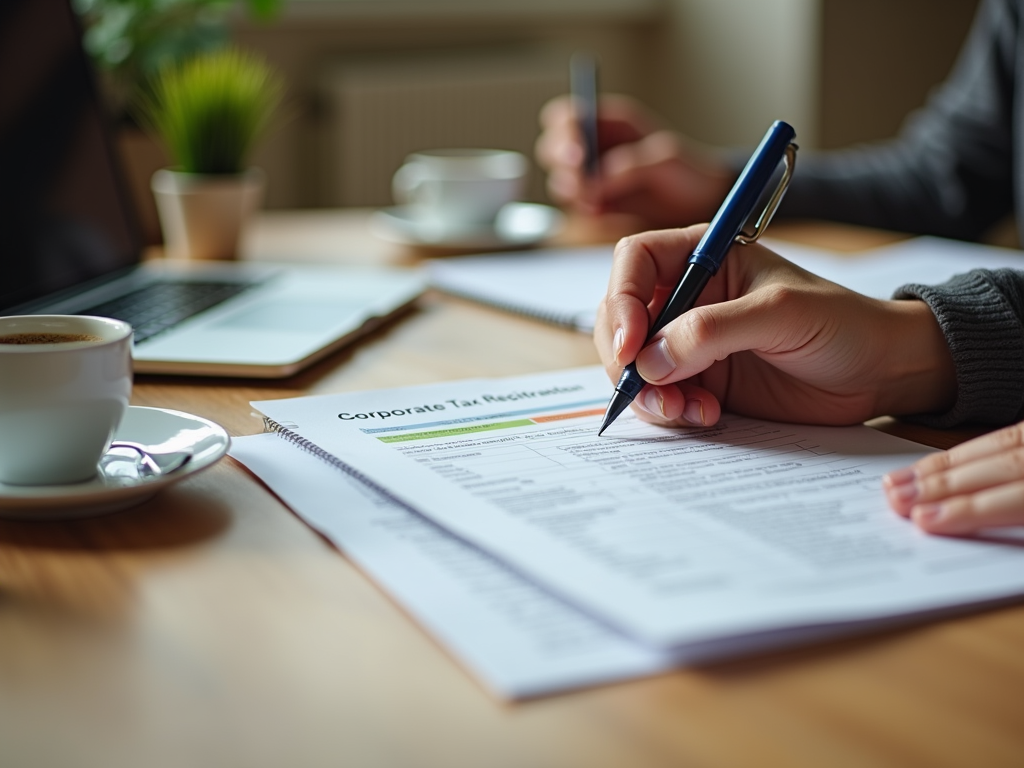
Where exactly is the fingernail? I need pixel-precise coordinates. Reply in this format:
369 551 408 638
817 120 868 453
912 503 943 526
641 387 664 417
613 327 625 364
883 467 915 488
889 481 919 506
683 399 704 426
636 339 676 382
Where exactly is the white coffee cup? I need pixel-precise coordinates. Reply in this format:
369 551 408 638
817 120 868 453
392 149 528 233
0 315 133 485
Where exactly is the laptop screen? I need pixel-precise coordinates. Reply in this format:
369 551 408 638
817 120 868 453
0 0 141 312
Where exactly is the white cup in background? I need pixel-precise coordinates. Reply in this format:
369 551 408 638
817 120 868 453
392 149 528 233
0 315 133 486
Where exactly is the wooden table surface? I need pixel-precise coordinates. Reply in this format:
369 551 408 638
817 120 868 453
2 212 1021 768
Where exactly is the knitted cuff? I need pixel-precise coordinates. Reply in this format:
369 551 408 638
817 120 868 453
894 269 1024 427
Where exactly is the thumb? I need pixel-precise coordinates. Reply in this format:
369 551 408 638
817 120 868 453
634 286 808 385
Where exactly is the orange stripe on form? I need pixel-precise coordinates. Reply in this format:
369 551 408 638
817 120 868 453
532 408 605 423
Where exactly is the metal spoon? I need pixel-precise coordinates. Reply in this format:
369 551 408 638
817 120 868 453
107 441 192 477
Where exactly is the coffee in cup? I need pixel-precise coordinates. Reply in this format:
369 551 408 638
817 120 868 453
392 149 528 235
0 315 133 485
0 333 104 345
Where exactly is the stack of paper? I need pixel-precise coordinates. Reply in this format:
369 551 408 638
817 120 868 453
231 432 678 699
232 364 1024 698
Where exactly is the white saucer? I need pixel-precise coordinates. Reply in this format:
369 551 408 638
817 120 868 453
0 406 230 521
370 202 564 250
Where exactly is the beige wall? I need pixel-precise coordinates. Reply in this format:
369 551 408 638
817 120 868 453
648 0 979 150
227 0 980 209
232 1 665 208
650 0 821 148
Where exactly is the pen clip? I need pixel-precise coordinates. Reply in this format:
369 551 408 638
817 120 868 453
735 142 798 246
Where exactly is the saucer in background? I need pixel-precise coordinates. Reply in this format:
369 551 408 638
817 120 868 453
370 202 564 251
0 406 230 520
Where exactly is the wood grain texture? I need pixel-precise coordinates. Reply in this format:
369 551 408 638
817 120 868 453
2 213 1021 768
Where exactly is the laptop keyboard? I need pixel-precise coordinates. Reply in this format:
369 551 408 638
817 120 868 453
78 281 254 344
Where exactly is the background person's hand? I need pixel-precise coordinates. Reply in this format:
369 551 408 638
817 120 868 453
595 225 958 429
885 423 1024 535
535 94 733 229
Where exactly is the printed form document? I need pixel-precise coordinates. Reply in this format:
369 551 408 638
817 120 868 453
231 432 678 699
252 367 1024 650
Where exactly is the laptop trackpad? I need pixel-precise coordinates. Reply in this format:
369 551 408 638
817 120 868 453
212 300 364 333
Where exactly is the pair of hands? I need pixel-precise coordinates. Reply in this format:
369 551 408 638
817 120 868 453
594 225 1023 536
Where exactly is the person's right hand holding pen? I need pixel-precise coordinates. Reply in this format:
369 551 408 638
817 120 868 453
595 226 957 431
595 225 1024 537
595 224 1016 532
597 120 799 433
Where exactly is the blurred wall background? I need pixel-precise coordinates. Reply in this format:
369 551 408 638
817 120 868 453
225 0 980 210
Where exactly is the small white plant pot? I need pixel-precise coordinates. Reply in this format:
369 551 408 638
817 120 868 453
151 167 265 260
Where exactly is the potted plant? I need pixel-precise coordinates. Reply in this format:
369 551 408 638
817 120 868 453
142 47 283 260
75 0 281 117
74 0 281 244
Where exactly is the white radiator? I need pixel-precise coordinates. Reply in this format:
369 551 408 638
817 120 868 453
315 48 568 208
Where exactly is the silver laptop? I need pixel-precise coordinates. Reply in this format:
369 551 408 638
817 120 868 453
2 0 424 378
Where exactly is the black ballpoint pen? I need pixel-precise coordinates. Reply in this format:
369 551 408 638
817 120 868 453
597 120 799 436
570 53 599 178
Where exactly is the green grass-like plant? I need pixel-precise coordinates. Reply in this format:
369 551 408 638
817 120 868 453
141 48 283 175
74 0 281 120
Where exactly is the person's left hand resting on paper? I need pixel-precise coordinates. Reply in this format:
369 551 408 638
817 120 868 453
883 422 1024 536
595 224 958 429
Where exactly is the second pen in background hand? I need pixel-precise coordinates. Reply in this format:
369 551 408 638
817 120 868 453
597 120 799 436
570 52 600 179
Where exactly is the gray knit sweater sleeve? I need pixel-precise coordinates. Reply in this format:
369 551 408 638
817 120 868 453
775 0 1020 242
893 269 1024 427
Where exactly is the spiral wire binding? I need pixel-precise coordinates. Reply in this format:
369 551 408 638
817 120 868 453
261 415 423 515
260 414 565 593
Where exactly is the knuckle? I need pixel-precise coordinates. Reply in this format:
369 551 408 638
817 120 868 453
614 235 638 256
680 307 720 354
957 494 989 527
653 129 681 151
647 131 682 161
993 424 1024 451
1011 422 1024 446
605 291 636 316
921 471 953 500
759 283 799 312
614 234 657 263
917 451 952 476
937 495 972 528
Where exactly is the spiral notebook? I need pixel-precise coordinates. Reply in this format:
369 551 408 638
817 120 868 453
427 246 614 332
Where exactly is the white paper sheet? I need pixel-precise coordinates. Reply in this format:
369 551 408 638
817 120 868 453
428 246 613 331
253 367 1024 648
767 236 1024 298
229 433 677 699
